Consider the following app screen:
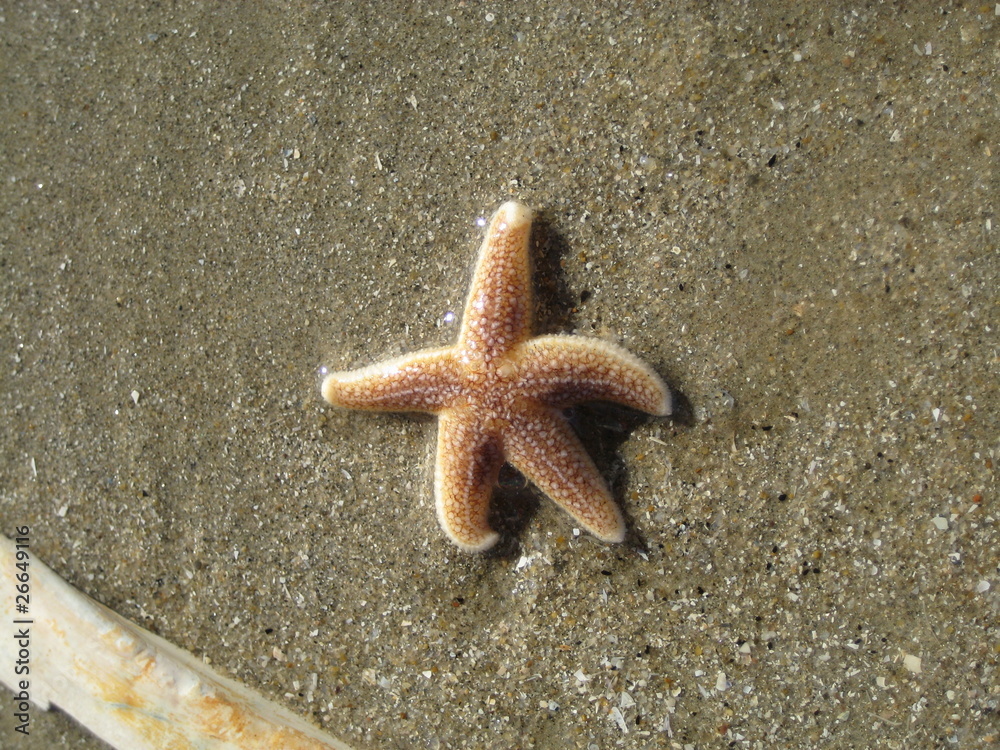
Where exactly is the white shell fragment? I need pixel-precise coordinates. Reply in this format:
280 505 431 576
0 534 354 750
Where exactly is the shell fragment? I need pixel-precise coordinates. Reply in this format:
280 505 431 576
0 534 354 750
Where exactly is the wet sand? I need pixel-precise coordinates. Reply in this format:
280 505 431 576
1 2 996 748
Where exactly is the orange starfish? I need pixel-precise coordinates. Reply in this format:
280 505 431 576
322 201 670 552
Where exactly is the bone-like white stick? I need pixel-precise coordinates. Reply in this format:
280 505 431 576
0 534 354 750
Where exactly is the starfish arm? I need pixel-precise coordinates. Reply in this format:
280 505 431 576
434 409 504 552
457 201 534 363
321 347 463 413
515 335 671 416
503 405 626 543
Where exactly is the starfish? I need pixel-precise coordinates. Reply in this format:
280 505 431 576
321 201 670 552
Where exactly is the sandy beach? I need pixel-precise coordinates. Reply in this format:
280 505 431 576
1 2 996 748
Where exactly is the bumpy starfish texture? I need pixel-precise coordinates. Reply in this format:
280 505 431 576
322 201 670 552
